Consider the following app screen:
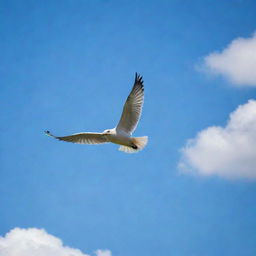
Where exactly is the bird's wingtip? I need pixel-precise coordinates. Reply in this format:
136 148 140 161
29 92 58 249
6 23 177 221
134 72 143 86
135 72 141 78
44 130 54 137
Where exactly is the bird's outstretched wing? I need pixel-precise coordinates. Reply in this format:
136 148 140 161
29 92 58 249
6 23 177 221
44 131 107 144
116 73 144 135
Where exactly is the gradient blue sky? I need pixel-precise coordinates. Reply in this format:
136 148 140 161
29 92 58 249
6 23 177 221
1 1 256 255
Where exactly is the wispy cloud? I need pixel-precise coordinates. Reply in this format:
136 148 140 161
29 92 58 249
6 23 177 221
201 33 256 86
179 100 256 179
95 249 112 256
0 228 112 256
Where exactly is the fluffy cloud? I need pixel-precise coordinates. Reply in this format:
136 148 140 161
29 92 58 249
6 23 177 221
0 228 111 256
203 33 256 86
179 100 256 179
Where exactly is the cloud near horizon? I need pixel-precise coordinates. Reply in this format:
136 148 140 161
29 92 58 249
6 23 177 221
179 100 256 179
202 33 256 86
0 228 111 256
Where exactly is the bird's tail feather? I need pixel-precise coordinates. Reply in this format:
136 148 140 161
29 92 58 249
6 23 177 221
119 136 148 153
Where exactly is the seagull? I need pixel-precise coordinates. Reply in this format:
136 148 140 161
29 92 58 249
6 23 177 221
45 73 148 153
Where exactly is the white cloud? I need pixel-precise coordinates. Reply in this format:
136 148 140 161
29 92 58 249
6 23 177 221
95 250 112 256
0 228 111 256
203 33 256 86
179 100 256 179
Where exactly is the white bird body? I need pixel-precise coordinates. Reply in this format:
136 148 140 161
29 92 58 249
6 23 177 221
45 73 148 153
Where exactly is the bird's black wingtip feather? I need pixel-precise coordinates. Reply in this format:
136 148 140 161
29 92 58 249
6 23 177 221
134 72 144 87
44 130 54 137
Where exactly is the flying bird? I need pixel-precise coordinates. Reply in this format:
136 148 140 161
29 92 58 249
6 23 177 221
45 73 148 153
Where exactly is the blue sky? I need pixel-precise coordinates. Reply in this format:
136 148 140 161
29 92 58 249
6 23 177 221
1 0 256 255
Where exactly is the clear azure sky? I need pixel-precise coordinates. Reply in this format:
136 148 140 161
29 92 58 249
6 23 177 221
1 1 256 256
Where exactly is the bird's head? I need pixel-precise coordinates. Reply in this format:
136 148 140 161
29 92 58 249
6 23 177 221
103 129 115 135
103 129 114 135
